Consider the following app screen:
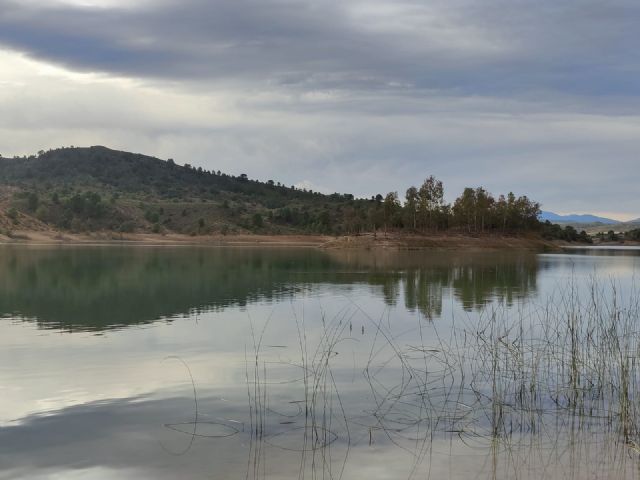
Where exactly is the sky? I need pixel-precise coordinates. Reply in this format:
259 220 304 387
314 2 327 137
0 0 638 220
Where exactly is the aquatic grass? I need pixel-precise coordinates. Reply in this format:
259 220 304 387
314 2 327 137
244 304 352 479
238 276 640 479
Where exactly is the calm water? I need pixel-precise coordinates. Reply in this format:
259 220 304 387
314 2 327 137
1 245 640 479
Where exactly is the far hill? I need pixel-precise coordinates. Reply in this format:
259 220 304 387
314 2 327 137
539 211 619 225
0 146 586 244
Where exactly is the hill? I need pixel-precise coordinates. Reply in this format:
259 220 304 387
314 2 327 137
539 211 619 225
0 146 357 236
0 146 583 243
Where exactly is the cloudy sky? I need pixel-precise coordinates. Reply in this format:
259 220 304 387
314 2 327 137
0 0 638 219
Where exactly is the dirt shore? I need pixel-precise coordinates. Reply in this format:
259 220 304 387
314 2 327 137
0 229 565 251
321 232 562 251
0 230 331 247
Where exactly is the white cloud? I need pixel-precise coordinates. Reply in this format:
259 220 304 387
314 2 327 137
294 180 333 194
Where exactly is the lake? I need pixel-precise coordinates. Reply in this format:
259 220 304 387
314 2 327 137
1 245 640 479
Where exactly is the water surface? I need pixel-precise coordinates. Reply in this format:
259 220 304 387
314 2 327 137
1 245 639 479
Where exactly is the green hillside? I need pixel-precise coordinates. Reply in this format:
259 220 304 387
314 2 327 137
0 146 356 235
0 145 586 241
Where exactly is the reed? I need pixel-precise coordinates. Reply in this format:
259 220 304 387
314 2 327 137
240 277 640 479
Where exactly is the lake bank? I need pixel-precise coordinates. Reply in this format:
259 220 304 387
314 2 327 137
321 232 561 251
0 230 330 247
0 229 564 250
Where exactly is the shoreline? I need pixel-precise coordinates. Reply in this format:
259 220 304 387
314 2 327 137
320 232 563 251
0 231 331 248
0 229 570 251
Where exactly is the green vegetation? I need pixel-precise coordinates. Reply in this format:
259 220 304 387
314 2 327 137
0 146 585 241
541 220 592 243
593 228 640 243
595 230 622 242
625 228 640 241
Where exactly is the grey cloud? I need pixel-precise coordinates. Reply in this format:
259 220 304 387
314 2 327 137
0 0 392 87
1 0 640 97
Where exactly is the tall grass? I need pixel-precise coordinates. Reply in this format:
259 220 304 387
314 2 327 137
239 278 640 479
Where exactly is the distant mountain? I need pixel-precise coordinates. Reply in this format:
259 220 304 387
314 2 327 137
539 211 619 225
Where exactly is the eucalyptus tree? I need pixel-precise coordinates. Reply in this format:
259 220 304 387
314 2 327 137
383 191 401 235
418 176 444 231
453 187 476 233
405 186 418 230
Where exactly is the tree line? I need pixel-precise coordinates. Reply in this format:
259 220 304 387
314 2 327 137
344 175 542 235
